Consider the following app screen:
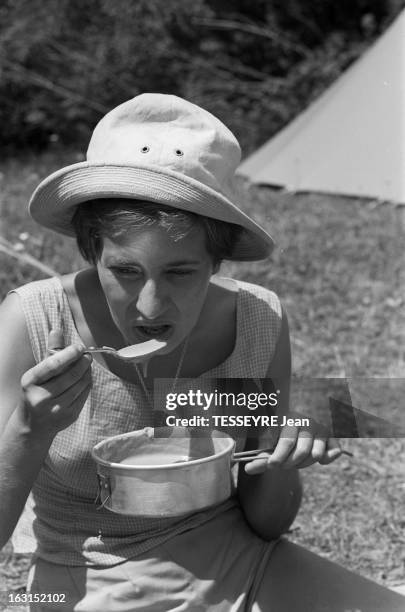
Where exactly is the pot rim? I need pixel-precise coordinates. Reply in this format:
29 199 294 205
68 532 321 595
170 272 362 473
91 429 236 471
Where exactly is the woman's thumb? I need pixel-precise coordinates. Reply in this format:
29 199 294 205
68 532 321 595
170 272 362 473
47 328 64 353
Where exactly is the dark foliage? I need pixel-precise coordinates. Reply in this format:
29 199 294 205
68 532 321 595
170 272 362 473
0 0 402 155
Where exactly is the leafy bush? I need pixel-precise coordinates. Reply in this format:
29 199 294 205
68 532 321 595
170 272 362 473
0 0 399 155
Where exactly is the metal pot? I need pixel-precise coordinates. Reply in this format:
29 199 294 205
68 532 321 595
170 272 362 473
91 427 236 517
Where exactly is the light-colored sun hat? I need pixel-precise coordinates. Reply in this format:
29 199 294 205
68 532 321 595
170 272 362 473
29 93 274 261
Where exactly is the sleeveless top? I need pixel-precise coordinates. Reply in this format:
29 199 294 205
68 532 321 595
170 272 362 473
11 276 282 567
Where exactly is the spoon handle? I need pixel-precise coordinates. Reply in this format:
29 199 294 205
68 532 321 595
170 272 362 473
86 346 118 355
49 346 118 356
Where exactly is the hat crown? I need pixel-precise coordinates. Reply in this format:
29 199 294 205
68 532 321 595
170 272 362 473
87 94 241 202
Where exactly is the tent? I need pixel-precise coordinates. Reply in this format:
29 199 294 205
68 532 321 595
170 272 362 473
237 11 405 204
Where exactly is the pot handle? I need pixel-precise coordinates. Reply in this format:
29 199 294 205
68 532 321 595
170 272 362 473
232 447 353 464
95 473 111 510
231 447 273 464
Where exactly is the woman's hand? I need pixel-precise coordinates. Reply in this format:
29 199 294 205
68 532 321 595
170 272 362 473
17 329 92 438
245 412 343 475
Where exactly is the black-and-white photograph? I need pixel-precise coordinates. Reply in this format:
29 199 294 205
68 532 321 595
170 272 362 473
0 1 404 610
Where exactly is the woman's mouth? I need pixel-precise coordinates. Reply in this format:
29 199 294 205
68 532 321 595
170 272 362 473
134 324 173 340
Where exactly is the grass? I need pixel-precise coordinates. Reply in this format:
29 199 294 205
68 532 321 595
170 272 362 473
0 153 404 608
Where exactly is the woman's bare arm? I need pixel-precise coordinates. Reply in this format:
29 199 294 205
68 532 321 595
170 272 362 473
0 293 91 549
0 293 37 433
237 307 302 539
0 293 48 548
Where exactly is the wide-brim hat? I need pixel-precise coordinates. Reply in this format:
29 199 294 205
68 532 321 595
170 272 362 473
29 94 274 261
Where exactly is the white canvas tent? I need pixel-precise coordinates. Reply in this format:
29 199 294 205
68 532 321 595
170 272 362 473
238 11 405 204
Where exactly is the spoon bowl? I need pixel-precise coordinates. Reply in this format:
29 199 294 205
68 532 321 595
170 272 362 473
87 339 167 361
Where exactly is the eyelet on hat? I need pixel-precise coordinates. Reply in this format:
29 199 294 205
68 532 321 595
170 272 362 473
141 146 150 153
174 149 184 156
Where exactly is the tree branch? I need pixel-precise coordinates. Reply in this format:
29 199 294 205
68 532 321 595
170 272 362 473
193 17 309 57
0 55 108 113
0 238 59 278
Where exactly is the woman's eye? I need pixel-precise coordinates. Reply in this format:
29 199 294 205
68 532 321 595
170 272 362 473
110 267 141 276
167 269 195 277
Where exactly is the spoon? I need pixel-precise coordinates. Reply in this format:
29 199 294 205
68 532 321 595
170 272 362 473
50 339 167 362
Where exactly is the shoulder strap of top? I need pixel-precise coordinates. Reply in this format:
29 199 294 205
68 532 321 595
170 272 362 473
205 280 283 378
236 280 282 373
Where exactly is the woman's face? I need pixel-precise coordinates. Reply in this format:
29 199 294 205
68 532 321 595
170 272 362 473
97 223 216 354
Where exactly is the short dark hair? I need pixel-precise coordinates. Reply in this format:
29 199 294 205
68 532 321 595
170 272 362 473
71 198 243 266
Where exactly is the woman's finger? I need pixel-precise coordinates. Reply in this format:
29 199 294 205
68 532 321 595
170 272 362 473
280 431 314 468
22 358 92 412
51 375 92 412
284 436 328 469
311 436 327 462
21 344 87 387
39 354 93 398
46 380 92 431
47 328 65 354
318 437 342 464
266 425 299 466
244 454 270 475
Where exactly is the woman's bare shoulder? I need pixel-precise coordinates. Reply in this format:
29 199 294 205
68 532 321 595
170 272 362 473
0 293 36 430
0 292 36 371
0 291 33 348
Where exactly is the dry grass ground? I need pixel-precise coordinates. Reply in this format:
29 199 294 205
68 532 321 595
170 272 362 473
0 154 404 609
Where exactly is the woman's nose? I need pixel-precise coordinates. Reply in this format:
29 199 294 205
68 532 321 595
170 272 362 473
135 280 168 319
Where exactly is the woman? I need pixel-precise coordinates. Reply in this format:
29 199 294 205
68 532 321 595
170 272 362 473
0 94 403 611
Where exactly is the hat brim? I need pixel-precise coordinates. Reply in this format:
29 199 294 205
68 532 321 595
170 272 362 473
29 162 274 261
